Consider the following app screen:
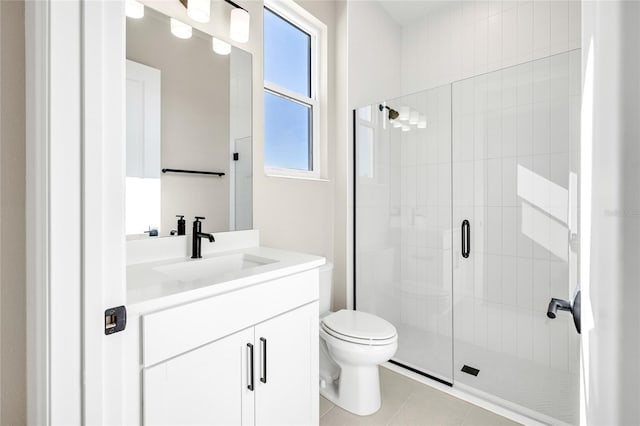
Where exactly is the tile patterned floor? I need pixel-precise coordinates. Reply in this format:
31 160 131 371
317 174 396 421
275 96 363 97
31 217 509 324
319 367 521 426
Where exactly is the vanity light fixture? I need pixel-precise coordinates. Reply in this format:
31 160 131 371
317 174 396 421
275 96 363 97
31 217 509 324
212 37 232 55
229 7 250 43
179 0 211 23
125 0 144 19
171 18 193 39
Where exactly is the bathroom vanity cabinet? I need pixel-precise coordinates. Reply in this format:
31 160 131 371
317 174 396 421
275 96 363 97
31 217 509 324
124 242 322 426
143 302 318 426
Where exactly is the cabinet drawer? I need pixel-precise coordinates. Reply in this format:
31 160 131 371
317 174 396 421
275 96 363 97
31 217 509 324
141 269 318 367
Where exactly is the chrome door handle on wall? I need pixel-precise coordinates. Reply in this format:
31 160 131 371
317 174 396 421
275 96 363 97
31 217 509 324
259 337 267 384
461 220 470 258
547 290 581 334
246 343 254 391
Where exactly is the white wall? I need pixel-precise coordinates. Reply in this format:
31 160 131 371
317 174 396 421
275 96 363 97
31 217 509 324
0 1 26 423
401 0 581 94
347 1 402 108
333 0 349 311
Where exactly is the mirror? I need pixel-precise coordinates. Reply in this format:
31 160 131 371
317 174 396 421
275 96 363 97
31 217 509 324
125 7 252 238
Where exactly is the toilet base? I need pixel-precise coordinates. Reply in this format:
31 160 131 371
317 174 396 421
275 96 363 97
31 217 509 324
319 364 382 416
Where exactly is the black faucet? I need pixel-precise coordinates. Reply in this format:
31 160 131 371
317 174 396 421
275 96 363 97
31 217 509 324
191 216 215 259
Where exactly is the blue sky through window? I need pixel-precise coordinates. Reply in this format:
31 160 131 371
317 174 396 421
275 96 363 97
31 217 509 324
264 7 313 171
264 92 311 170
264 8 311 96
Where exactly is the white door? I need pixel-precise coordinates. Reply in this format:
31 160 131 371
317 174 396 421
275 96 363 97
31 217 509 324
143 327 255 425
26 1 129 424
254 303 318 426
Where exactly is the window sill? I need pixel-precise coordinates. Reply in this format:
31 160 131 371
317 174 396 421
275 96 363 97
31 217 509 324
264 170 330 183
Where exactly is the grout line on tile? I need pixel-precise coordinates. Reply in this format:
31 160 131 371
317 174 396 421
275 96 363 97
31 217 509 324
320 403 335 419
384 391 413 426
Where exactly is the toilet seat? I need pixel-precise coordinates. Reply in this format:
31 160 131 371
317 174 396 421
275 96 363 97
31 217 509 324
321 310 397 346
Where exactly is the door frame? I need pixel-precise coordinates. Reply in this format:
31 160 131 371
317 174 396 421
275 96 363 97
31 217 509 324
25 1 127 423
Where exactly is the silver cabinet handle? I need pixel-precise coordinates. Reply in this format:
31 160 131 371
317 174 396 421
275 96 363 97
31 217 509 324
259 337 267 384
246 343 254 391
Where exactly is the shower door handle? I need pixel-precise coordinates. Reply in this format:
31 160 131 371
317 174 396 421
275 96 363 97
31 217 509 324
461 220 470 258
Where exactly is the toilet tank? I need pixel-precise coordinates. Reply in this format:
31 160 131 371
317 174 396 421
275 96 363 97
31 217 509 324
319 261 333 315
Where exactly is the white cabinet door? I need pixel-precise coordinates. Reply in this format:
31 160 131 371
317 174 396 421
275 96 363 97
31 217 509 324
254 303 318 426
143 327 254 425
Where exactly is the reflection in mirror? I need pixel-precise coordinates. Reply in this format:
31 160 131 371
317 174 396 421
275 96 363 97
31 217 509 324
126 7 252 238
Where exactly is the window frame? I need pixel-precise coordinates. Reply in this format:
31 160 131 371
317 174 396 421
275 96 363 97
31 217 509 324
263 0 321 179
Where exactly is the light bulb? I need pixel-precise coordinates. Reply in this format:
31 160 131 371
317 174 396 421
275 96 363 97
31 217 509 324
187 0 210 23
401 125 410 132
125 0 144 19
399 106 410 121
392 120 402 128
409 110 419 125
417 115 427 129
212 37 231 55
230 8 250 43
170 18 192 39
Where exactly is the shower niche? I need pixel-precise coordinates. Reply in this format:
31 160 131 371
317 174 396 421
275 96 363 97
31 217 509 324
354 50 581 425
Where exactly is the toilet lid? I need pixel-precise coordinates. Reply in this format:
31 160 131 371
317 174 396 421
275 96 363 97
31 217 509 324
321 310 396 341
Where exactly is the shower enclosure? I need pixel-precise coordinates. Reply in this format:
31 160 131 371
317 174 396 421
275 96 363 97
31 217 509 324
354 50 581 424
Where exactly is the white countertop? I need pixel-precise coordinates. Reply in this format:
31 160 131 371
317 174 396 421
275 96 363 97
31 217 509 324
127 245 325 308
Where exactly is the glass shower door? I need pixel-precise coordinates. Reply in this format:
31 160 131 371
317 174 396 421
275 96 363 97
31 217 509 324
451 50 581 423
355 85 454 384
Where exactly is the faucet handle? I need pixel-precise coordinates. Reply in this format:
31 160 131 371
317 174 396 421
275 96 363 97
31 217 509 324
194 216 206 221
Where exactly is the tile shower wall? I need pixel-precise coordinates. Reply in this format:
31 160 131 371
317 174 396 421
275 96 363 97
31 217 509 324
401 1 581 95
451 50 581 424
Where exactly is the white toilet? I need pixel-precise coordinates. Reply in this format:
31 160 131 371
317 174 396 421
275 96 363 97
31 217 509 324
318 262 398 416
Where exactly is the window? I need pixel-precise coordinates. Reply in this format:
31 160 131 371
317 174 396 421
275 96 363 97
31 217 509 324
263 1 321 178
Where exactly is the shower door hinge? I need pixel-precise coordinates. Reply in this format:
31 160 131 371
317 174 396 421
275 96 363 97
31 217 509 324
233 153 239 161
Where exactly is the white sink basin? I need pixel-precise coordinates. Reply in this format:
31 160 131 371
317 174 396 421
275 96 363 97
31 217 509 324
154 253 277 282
